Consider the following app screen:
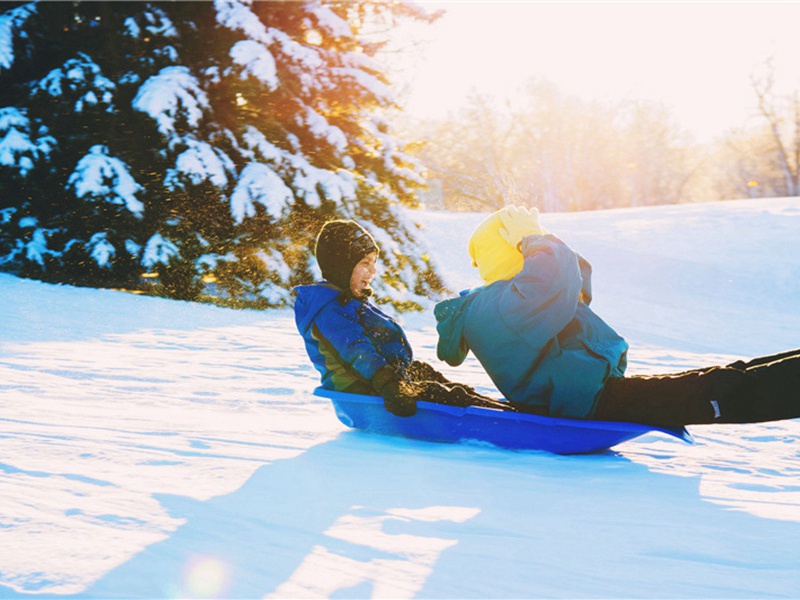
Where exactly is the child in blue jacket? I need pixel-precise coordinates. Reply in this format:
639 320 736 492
294 219 509 417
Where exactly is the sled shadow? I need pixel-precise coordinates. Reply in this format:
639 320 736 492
23 431 800 599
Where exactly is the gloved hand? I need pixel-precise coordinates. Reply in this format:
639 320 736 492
497 205 546 250
433 383 518 412
371 365 417 417
406 360 449 384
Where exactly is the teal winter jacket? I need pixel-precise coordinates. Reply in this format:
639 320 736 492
434 234 628 418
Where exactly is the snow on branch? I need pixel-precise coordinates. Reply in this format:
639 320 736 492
67 145 144 217
0 128 37 174
14 219 57 267
87 232 115 268
257 247 291 282
230 39 278 91
341 49 381 75
123 6 178 39
0 2 36 72
300 106 347 152
291 159 356 208
133 66 209 140
230 162 293 223
305 3 352 39
165 139 233 189
269 28 323 72
239 125 356 208
241 125 283 163
0 207 14 225
214 0 270 45
0 107 56 175
332 66 392 105
25 228 50 265
35 52 116 112
142 233 179 268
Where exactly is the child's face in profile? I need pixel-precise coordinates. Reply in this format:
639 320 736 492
350 251 378 296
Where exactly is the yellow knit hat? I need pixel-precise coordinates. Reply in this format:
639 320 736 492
468 206 545 284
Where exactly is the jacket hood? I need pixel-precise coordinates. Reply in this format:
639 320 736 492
433 291 477 366
294 283 343 335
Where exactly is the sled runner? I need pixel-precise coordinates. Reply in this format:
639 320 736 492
314 387 693 455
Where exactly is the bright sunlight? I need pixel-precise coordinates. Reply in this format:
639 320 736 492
392 2 800 143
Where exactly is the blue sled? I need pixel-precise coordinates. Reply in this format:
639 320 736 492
314 387 693 455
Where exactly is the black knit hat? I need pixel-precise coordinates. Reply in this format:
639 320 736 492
315 220 379 292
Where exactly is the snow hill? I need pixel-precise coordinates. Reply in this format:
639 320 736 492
1 198 799 599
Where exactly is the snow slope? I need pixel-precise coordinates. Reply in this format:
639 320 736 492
1 198 799 598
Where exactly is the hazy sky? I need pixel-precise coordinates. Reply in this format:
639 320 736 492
394 2 800 142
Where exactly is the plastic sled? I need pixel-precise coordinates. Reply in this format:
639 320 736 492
314 387 693 455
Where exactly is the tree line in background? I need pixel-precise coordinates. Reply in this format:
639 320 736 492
406 59 800 212
0 0 445 309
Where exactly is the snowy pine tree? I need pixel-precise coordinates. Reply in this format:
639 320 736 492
0 0 444 308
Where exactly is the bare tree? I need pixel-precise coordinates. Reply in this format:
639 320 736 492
620 102 696 206
413 94 525 211
750 57 800 196
404 81 698 212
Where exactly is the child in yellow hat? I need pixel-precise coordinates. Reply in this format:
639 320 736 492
435 206 800 427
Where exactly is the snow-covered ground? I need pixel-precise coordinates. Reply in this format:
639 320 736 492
1 198 799 599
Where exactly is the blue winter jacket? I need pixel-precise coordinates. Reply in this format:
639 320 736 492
434 234 628 418
294 283 413 392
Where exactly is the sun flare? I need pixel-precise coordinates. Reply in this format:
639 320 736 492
394 2 800 142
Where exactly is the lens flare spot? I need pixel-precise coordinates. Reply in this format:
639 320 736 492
182 556 230 598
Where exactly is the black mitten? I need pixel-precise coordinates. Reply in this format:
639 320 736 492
440 383 517 411
451 385 518 411
371 365 417 417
